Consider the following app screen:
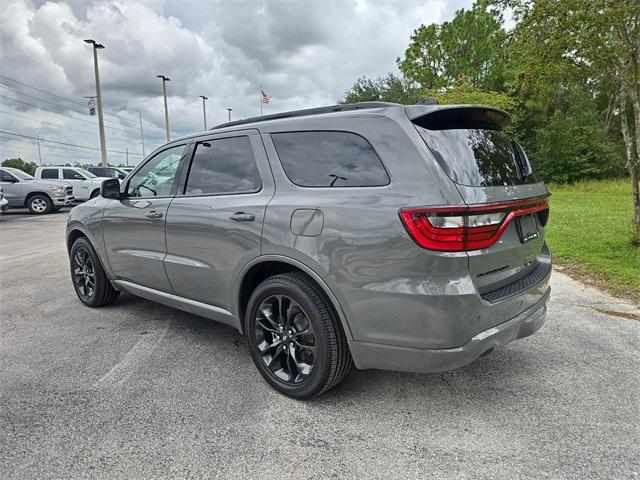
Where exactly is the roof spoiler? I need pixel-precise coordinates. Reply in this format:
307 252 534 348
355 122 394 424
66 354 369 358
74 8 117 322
405 104 511 130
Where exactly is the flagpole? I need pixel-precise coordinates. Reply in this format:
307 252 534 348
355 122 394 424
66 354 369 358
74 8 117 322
260 85 263 116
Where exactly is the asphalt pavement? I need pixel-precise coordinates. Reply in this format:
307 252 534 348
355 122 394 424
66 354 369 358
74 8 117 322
0 210 638 479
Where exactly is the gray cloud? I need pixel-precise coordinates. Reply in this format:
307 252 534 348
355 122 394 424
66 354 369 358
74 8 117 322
1 0 472 166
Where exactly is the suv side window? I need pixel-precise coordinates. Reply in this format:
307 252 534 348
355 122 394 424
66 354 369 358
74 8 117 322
63 169 84 180
41 168 59 179
271 131 390 188
184 136 261 196
127 145 185 198
0 170 15 182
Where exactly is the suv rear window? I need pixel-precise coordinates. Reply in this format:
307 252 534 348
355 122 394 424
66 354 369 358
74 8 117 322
414 125 537 187
271 131 389 188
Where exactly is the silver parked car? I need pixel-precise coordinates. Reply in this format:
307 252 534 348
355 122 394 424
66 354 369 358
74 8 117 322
66 102 551 398
0 167 75 214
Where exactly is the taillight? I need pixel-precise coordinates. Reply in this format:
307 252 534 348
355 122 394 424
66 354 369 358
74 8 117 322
399 196 549 252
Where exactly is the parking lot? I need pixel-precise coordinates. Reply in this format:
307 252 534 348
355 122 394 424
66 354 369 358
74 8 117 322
0 209 638 479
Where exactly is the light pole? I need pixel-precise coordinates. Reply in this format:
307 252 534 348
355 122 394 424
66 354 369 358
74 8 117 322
157 75 171 142
36 133 42 164
84 39 107 166
226 108 233 122
199 95 208 130
138 111 145 157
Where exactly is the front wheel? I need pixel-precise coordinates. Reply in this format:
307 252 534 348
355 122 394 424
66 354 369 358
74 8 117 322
245 272 352 399
70 237 119 307
27 194 52 214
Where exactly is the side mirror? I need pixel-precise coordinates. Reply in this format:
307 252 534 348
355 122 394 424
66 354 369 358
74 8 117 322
101 178 121 199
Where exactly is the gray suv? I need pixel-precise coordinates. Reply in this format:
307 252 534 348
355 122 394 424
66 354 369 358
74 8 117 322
66 102 551 399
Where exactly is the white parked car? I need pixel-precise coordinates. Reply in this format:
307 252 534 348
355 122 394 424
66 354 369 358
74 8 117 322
34 166 110 201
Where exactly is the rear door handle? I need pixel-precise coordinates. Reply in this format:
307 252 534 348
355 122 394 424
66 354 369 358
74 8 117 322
145 210 163 219
229 212 255 222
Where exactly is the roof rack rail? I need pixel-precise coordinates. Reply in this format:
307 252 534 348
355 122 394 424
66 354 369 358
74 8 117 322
212 101 400 130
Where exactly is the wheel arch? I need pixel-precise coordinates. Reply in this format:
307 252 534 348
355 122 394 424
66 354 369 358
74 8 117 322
235 255 353 340
24 191 52 208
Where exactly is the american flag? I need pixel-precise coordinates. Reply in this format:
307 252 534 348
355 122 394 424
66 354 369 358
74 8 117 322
261 89 270 104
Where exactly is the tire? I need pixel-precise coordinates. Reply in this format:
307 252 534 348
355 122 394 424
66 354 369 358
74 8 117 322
27 194 52 214
245 272 352 399
90 189 100 199
69 237 119 307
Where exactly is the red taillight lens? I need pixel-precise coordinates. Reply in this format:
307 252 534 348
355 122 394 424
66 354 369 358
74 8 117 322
399 197 549 252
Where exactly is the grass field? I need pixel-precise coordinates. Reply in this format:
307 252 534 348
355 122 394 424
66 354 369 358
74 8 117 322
546 179 640 300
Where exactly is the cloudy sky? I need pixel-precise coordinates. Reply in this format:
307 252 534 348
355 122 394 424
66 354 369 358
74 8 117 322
0 0 474 167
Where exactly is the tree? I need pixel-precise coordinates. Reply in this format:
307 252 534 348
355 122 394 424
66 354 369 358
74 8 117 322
398 2 506 90
342 73 421 104
2 158 38 176
502 0 640 238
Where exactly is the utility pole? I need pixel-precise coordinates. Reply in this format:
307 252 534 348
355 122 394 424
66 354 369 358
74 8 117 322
84 39 107 166
125 147 129 166
226 108 233 122
36 134 42 164
157 75 171 142
199 95 208 130
138 111 145 157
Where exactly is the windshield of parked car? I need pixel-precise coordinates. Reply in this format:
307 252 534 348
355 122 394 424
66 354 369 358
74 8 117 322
76 168 97 178
5 167 34 180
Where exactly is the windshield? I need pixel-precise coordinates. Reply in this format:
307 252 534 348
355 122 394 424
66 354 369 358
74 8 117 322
5 167 34 180
75 168 96 178
415 125 537 187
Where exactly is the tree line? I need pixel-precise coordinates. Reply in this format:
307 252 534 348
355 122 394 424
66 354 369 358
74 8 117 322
342 0 640 238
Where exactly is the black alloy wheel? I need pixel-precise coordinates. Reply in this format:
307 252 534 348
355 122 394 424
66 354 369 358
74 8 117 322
254 294 317 384
69 237 120 307
245 272 352 399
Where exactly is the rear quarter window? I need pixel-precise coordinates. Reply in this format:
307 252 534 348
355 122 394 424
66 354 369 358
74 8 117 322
40 169 58 179
271 131 390 188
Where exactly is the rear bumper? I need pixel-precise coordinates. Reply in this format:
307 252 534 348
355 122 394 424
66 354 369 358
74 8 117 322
349 286 550 373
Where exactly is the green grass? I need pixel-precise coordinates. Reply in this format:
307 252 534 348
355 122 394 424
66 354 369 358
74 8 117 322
546 179 640 298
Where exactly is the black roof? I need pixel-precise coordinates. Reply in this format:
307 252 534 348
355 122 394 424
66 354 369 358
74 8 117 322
212 102 400 130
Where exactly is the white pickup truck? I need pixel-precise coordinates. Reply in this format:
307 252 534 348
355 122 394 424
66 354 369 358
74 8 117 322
34 166 110 201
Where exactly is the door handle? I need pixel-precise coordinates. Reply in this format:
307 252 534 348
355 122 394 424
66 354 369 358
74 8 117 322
145 210 163 219
229 212 255 222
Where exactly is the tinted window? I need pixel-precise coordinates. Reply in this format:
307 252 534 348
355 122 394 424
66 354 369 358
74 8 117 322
127 145 185 197
0 170 15 182
41 169 58 179
184 136 261 195
415 126 538 187
63 169 84 180
271 131 389 187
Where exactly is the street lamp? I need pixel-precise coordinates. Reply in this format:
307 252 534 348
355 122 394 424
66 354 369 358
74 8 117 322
199 95 208 130
157 75 171 142
84 39 107 166
226 108 233 122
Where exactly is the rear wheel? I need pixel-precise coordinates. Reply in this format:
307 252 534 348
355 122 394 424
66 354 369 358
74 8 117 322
245 272 352 399
70 237 119 307
27 194 52 214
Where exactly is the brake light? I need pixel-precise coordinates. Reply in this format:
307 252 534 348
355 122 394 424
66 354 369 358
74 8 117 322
399 196 549 252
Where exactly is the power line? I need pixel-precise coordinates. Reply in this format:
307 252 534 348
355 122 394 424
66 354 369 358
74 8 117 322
0 93 164 137
0 130 144 156
0 109 132 141
0 74 166 131
0 74 88 108
0 83 156 133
